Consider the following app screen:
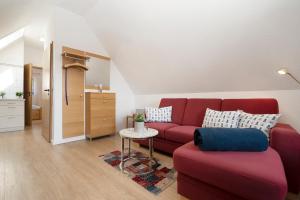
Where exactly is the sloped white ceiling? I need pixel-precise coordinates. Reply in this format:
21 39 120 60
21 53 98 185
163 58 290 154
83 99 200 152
0 0 96 44
54 0 99 16
1 0 300 94
84 0 300 94
0 1 53 46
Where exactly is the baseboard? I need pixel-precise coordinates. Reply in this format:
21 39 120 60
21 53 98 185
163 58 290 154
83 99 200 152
52 135 85 145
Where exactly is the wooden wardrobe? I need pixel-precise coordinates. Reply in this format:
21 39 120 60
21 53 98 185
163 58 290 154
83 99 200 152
85 92 116 140
62 46 115 140
62 47 88 138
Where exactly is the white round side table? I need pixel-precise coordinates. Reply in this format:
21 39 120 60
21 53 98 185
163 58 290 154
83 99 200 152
118 128 158 173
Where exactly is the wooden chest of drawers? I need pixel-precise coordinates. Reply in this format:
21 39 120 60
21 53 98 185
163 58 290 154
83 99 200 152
85 93 116 140
0 100 24 132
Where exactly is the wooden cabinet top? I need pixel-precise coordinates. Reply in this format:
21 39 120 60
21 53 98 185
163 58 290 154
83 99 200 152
85 92 115 99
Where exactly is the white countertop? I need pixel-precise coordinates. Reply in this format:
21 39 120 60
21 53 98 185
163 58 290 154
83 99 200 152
85 89 114 93
0 99 25 101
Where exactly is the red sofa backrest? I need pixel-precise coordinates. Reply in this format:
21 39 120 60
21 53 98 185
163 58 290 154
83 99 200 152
159 98 187 125
182 98 222 127
159 98 279 125
221 98 279 114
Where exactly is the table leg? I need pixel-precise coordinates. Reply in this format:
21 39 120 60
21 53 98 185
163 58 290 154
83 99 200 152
128 138 131 157
121 137 125 172
149 137 153 167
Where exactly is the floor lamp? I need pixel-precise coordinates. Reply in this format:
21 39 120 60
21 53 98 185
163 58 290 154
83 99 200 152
277 68 300 86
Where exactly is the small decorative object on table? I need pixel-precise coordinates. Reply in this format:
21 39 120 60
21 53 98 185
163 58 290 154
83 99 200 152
16 92 23 99
0 91 5 99
98 83 103 93
134 113 145 133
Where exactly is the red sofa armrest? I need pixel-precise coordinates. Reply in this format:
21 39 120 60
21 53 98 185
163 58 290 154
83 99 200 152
270 123 300 193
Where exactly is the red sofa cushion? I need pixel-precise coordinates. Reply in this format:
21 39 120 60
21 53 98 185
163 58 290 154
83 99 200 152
159 98 187 125
165 126 199 144
177 172 248 200
221 98 279 114
182 98 222 126
270 123 300 193
145 122 178 139
174 142 287 200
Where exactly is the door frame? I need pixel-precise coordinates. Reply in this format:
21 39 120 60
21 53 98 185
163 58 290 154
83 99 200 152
49 41 53 141
24 63 32 126
42 41 53 142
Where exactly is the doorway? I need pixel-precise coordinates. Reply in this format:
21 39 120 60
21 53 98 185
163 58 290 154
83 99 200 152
24 42 53 143
24 65 43 125
32 67 43 121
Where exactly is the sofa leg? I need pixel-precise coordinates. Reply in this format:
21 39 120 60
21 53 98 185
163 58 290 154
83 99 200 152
286 192 300 200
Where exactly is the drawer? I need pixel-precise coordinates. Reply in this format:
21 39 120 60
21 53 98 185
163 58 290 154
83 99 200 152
90 112 115 118
90 97 115 104
90 106 115 115
102 93 115 100
0 115 24 128
87 93 115 100
0 101 24 106
0 105 24 116
90 116 115 134
90 99 115 110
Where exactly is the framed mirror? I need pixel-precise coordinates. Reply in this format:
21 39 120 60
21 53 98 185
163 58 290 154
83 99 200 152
85 54 110 90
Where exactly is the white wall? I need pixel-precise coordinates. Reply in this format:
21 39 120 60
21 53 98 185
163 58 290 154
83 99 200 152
51 7 135 144
110 61 135 131
0 38 24 99
0 38 24 65
135 90 300 132
24 41 44 67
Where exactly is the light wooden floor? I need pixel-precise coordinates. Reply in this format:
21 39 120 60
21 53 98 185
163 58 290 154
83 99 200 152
0 124 298 200
0 123 186 200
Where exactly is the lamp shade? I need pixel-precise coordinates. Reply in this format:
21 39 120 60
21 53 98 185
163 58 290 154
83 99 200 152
277 68 288 75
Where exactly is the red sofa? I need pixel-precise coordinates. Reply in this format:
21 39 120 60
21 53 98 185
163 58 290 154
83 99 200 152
135 98 300 200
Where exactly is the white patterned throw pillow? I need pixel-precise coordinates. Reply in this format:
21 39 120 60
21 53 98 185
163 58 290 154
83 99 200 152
238 111 281 136
202 108 241 128
145 106 172 122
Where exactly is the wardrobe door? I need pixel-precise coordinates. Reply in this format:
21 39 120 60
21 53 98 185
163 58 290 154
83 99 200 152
62 67 85 138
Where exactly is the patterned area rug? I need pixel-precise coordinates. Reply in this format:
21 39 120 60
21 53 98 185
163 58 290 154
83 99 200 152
100 150 176 195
